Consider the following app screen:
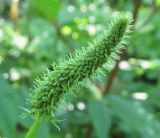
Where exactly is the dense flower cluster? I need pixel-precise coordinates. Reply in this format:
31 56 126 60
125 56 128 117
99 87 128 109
28 14 133 120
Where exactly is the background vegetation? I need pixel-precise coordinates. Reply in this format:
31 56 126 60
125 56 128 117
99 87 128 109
0 0 160 138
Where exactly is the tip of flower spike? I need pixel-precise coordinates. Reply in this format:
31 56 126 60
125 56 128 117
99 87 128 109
112 12 133 28
113 12 133 21
112 12 133 37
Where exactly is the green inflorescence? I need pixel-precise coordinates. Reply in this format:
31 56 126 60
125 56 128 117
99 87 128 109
28 14 133 120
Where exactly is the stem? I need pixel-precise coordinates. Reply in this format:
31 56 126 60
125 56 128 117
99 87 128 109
25 120 42 138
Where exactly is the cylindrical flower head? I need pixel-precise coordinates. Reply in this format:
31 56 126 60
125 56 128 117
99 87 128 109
28 14 133 120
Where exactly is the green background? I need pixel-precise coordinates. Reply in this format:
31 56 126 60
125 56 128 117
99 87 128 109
0 0 160 138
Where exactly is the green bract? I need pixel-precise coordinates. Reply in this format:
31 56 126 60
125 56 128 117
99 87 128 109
28 14 133 120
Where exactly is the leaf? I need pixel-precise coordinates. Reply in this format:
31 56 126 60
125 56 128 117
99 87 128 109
105 94 160 138
31 0 60 21
156 0 160 7
0 76 19 137
58 7 90 25
0 73 53 137
88 100 111 138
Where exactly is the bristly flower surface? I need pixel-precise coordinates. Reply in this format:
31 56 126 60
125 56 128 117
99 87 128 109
28 13 133 120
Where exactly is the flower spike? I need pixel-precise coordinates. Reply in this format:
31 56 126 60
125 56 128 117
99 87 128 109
27 14 133 120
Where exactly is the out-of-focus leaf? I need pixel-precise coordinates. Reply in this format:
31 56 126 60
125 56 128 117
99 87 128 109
0 76 19 137
58 7 89 25
31 0 60 21
105 95 160 138
69 110 90 125
156 0 160 6
88 100 111 138
0 74 53 137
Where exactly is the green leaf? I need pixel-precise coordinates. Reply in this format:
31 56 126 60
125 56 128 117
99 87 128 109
31 0 60 21
58 7 90 25
0 74 52 137
0 76 19 137
156 0 160 7
88 100 111 138
105 95 160 138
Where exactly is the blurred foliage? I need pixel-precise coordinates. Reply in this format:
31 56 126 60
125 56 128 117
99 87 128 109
0 0 160 138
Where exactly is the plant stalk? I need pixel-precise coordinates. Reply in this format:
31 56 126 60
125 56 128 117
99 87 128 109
25 120 42 138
